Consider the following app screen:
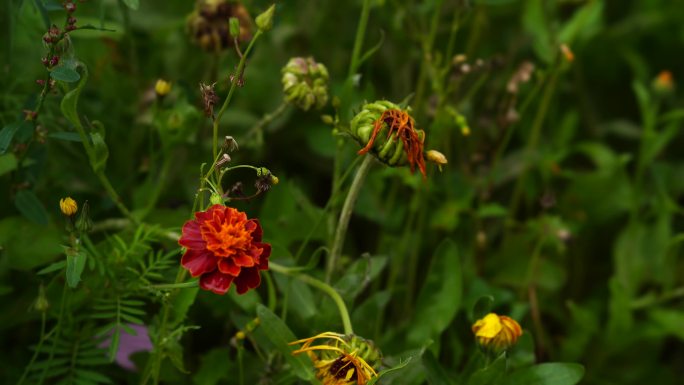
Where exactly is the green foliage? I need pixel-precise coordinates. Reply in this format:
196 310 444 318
2 0 684 384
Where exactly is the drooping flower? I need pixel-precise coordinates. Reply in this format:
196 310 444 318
472 313 522 354
290 332 380 385
59 197 78 216
350 100 447 178
178 204 271 295
281 57 329 111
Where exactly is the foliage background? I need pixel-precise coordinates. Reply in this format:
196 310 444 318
1 0 684 384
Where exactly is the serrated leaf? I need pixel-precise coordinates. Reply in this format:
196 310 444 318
14 190 49 225
408 239 462 346
50 66 81 83
505 363 584 385
256 304 314 380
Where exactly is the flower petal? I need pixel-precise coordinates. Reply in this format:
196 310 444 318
199 270 234 295
255 242 271 269
218 258 241 276
234 267 261 294
249 219 263 242
179 220 206 250
181 249 217 277
232 251 255 267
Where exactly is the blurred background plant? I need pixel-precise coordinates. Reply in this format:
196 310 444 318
1 0 684 384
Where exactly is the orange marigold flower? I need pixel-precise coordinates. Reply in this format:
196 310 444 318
472 313 522 354
178 204 271 295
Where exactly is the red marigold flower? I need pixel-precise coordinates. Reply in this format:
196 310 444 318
178 204 271 295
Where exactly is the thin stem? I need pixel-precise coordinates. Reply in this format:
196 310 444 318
508 68 560 216
246 101 289 146
348 0 372 79
326 155 374 283
212 30 263 163
38 283 67 385
270 262 353 335
146 280 198 290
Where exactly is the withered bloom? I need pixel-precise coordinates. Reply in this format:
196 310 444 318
200 82 219 118
187 0 253 53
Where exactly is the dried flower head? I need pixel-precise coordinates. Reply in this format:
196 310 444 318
178 204 271 294
59 197 78 216
290 332 381 385
350 100 428 177
200 82 219 117
187 0 253 52
472 313 522 354
281 57 329 111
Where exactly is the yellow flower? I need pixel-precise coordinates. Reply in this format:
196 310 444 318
472 313 522 353
59 197 78 216
155 79 172 97
290 332 380 385
653 70 674 93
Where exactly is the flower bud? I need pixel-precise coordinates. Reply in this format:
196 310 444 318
653 70 674 95
255 4 275 32
33 284 49 313
75 201 92 233
350 100 427 177
210 194 223 205
425 150 447 169
59 197 78 216
229 17 240 38
472 313 522 355
154 79 172 97
281 57 329 111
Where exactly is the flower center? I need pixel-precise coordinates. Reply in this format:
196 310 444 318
329 356 357 381
200 208 253 257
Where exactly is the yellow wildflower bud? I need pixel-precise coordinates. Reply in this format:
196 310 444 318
59 197 78 216
426 150 447 166
235 331 246 340
472 313 522 354
653 70 674 94
155 79 172 97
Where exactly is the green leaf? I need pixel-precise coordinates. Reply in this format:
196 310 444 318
0 153 18 176
423 350 453 385
89 121 109 172
471 295 495 322
169 286 199 328
60 64 88 129
32 0 50 29
407 239 462 346
14 190 49 225
66 249 87 288
50 65 81 83
505 363 584 385
0 217 62 270
367 351 419 385
0 122 21 154
467 354 506 385
37 260 67 275
121 0 139 10
256 304 314 380
522 0 553 63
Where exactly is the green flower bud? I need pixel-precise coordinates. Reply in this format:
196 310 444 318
229 17 240 38
281 57 329 111
350 100 427 176
255 4 275 32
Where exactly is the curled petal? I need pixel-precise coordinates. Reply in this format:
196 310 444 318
179 220 206 250
200 270 234 295
249 219 263 242
218 259 241 277
181 249 217 277
255 243 271 269
232 252 256 267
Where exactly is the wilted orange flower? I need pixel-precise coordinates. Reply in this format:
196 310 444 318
290 332 380 385
178 204 270 294
472 313 522 353
358 109 426 178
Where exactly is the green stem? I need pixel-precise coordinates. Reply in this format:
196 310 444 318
326 155 374 283
508 68 560 216
212 30 263 164
141 150 174 219
247 101 289 146
348 0 372 79
146 280 198 290
270 262 353 335
631 286 684 309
